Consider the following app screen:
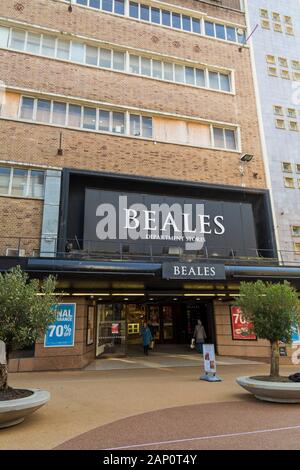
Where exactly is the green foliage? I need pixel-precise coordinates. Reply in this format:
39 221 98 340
0 266 59 351
236 281 299 343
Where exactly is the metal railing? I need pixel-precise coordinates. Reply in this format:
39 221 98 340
1 235 299 266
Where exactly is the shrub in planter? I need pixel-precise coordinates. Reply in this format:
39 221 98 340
0 266 59 399
236 280 300 380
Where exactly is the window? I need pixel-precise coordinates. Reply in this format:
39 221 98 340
112 112 125 133
102 0 113 12
99 48 112 68
185 67 195 85
224 129 236 150
292 61 300 70
83 107 97 130
41 35 56 57
98 110 110 131
274 106 283 115
57 39 70 60
281 70 290 79
195 69 205 87
11 168 28 197
129 55 140 74
272 12 281 22
10 29 26 50
130 114 141 136
293 72 300 81
284 177 294 188
261 20 270 29
226 26 236 42
162 10 171 26
212 127 236 150
114 0 125 15
52 102 67 125
175 64 184 83
213 127 224 148
215 24 226 40
278 57 288 68
172 12 181 29
192 18 201 34
86 45 98 66
26 32 41 54
287 108 296 118
152 60 162 79
140 4 150 21
286 26 294 35
129 1 139 18
220 74 230 92
284 16 292 25
71 41 84 62
141 57 151 76
151 7 160 24
36 99 51 123
273 23 282 33
0 26 9 48
163 62 173 81
291 226 300 237
282 162 292 173
205 22 215 37
275 119 285 129
289 121 298 131
28 170 44 198
0 167 11 195
260 9 268 18
89 0 100 8
266 55 276 64
68 104 82 127
268 66 277 77
142 116 152 138
113 50 125 70
296 164 300 174
182 16 191 32
20 97 34 120
209 71 219 90
294 242 300 254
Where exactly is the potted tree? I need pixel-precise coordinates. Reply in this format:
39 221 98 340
236 280 300 403
0 266 59 428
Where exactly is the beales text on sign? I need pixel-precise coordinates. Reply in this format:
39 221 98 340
162 262 226 280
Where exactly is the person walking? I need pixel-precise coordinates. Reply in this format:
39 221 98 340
141 321 152 355
193 319 206 354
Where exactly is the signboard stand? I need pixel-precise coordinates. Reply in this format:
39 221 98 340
200 344 222 382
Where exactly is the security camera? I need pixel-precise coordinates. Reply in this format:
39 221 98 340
240 154 254 162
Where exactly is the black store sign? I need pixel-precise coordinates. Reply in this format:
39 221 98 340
162 262 226 280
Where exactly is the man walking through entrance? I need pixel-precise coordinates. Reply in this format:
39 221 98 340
141 322 152 355
193 320 207 354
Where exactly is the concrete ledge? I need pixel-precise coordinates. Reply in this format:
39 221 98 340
237 376 300 403
0 389 50 429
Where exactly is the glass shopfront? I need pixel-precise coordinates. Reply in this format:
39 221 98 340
96 301 215 357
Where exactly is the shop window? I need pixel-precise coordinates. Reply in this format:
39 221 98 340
275 119 285 129
282 162 292 173
292 226 300 237
284 177 295 188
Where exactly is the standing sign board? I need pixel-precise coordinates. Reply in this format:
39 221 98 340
200 344 222 382
44 304 76 348
231 306 257 341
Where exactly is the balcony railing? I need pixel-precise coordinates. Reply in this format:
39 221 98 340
0 235 296 266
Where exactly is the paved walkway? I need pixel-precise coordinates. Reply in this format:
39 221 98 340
1 359 299 450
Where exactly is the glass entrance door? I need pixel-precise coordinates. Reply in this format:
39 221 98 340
96 304 126 356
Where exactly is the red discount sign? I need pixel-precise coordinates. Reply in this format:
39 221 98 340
230 306 256 340
111 323 119 334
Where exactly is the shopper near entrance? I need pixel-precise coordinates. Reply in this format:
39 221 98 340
193 320 207 354
141 322 153 355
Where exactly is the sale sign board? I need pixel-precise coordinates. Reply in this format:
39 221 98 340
44 304 76 348
203 344 217 374
230 306 256 341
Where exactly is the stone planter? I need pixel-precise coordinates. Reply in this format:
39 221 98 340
0 389 50 429
237 376 300 403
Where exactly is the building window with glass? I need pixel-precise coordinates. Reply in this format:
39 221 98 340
0 166 45 199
